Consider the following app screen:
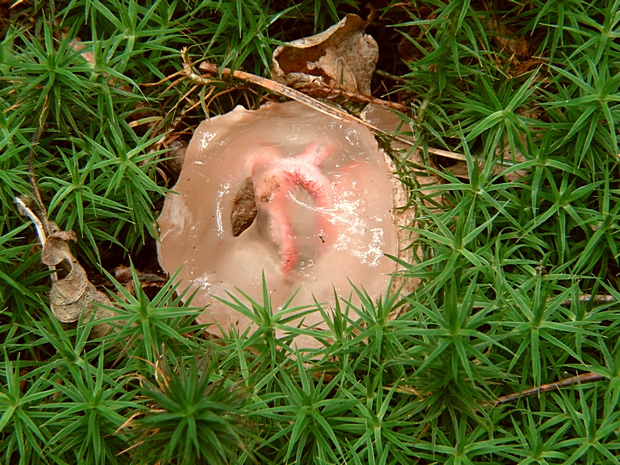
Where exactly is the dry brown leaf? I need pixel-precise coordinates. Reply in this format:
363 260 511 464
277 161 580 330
489 21 530 59
38 225 115 337
271 14 378 95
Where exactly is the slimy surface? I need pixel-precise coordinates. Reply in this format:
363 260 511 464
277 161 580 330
157 101 398 345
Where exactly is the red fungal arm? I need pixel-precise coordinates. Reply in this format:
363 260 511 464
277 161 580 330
250 143 337 276
268 194 299 275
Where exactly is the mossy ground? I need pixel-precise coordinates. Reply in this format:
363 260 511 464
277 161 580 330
1 1 620 463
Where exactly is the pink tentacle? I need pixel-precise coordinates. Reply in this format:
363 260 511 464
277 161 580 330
244 145 281 176
264 187 298 275
272 215 299 275
289 146 338 244
283 144 335 209
296 142 334 166
245 143 338 276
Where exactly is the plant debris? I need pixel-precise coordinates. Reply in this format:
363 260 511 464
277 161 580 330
271 14 378 95
15 197 115 337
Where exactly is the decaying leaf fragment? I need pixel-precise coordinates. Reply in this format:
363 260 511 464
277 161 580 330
15 197 115 337
40 226 114 336
271 14 378 95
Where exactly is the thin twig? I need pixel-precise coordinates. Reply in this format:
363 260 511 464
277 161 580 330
180 49 471 162
374 69 409 84
293 80 409 111
28 120 51 235
559 294 616 307
484 371 606 407
198 60 423 149
469 293 617 311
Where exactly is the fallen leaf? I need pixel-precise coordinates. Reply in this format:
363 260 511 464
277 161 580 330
40 224 114 337
271 14 378 95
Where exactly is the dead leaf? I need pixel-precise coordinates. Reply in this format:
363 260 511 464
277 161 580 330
271 14 378 95
489 21 530 59
40 226 114 337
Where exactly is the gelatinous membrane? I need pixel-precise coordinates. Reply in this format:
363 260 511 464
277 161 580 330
157 101 397 347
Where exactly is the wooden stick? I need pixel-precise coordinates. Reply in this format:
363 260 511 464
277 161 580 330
181 49 471 162
484 371 606 407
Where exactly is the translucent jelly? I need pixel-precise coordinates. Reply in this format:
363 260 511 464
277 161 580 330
157 101 398 345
